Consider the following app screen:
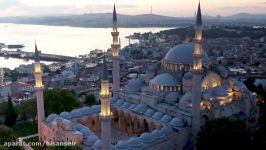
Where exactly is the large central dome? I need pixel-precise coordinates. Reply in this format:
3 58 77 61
163 44 209 65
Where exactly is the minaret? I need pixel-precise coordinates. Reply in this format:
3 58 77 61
111 4 120 98
100 53 112 150
34 42 45 141
192 1 203 137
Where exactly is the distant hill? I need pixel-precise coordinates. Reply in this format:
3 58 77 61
0 13 265 28
0 13 192 28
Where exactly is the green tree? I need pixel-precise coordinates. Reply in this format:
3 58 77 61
0 101 8 115
0 125 22 150
196 118 251 150
17 99 37 123
44 88 80 116
4 96 17 127
85 94 96 106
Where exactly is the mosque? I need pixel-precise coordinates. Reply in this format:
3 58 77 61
33 2 258 150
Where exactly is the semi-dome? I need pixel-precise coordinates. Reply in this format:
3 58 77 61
128 137 144 148
121 102 131 109
59 112 72 120
116 140 131 150
124 79 144 92
46 114 58 123
144 109 156 117
70 109 82 118
92 140 101 150
84 134 99 147
150 73 177 86
140 133 155 143
169 117 184 128
79 107 92 115
212 86 228 97
133 104 148 114
179 92 192 108
161 115 172 123
163 44 209 65
151 129 166 140
165 92 180 103
183 72 193 80
152 112 164 120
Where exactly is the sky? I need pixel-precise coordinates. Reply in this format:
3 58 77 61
0 0 265 17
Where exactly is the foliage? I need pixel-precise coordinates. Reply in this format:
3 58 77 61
4 96 17 127
17 99 37 123
44 88 80 116
85 94 96 106
0 125 22 150
196 118 251 150
0 102 8 115
12 121 38 137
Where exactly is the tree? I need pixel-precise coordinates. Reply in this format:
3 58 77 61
4 96 17 127
196 118 251 150
17 99 37 123
0 125 22 150
85 94 96 106
44 88 80 116
0 101 8 115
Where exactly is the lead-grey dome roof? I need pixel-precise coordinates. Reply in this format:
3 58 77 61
124 79 144 92
150 73 178 86
163 44 209 65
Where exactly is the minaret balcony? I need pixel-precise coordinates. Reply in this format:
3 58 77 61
111 32 119 36
111 44 120 49
193 53 202 58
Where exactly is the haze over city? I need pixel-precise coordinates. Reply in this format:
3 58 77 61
0 0 266 17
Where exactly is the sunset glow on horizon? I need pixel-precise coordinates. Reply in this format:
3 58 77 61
0 0 265 17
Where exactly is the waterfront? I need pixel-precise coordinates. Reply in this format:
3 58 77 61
0 23 171 69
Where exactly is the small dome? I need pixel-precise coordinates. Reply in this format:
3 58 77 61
163 44 209 65
116 140 131 150
133 104 148 114
169 117 184 128
128 137 144 148
140 133 155 143
70 109 82 117
161 126 175 135
84 134 99 147
73 124 87 131
129 104 137 111
144 109 155 117
124 79 144 92
212 86 228 97
152 112 164 120
202 90 212 99
179 92 192 107
59 112 72 120
161 115 172 123
92 140 101 150
121 102 131 109
183 72 193 80
80 128 92 138
91 105 101 113
115 100 124 106
46 114 58 123
165 92 180 103
151 129 166 140
79 107 92 115
150 73 177 86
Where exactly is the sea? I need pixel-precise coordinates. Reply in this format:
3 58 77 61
0 23 171 69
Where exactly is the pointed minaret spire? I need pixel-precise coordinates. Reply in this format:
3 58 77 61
113 3 117 23
35 41 40 62
196 1 202 26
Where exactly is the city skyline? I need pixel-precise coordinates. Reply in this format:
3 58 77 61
0 0 265 17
